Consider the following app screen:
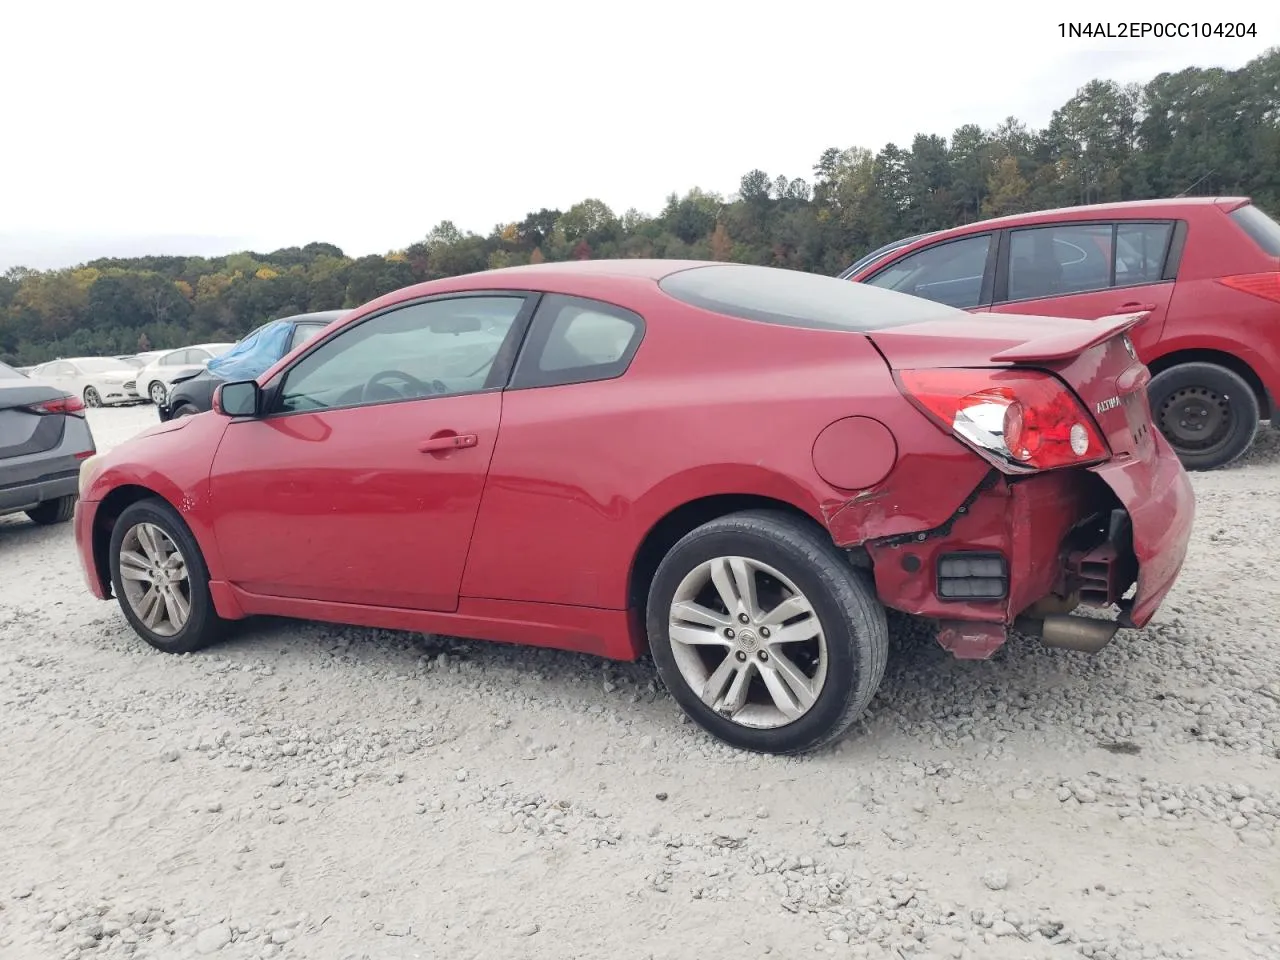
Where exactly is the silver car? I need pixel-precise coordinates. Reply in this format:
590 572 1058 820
0 360 97 524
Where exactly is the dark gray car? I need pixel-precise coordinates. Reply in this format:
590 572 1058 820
0 360 97 525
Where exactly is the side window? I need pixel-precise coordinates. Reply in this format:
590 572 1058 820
289 323 325 352
1115 222 1174 286
187 348 211 362
160 351 183 366
864 235 991 309
510 295 644 389
274 296 527 413
51 362 75 377
1008 223 1112 300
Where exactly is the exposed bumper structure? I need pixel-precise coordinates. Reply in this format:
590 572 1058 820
862 436 1194 659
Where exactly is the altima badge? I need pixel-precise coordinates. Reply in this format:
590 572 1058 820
1096 396 1122 414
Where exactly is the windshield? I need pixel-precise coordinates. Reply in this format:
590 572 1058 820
119 357 146 368
75 358 134 374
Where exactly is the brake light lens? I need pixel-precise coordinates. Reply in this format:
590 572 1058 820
896 368 1109 471
1218 272 1280 305
27 395 86 417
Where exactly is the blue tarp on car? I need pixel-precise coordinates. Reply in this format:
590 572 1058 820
206 320 293 382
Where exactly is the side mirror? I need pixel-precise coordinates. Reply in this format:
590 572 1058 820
214 380 262 418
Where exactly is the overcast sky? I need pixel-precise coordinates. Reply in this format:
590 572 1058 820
1 0 1274 271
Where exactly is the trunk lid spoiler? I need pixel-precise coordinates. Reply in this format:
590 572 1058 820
987 312 1148 364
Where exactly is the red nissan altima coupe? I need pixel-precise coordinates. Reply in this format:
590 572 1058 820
73 260 1194 755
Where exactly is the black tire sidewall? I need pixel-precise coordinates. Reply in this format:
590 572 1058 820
1148 363 1259 470
646 516 882 754
108 499 220 654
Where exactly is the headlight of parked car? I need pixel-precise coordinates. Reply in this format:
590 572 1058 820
78 454 101 497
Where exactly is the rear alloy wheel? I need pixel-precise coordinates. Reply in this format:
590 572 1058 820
109 499 224 654
149 381 167 406
83 387 103 408
25 495 76 525
646 510 888 755
1148 362 1259 470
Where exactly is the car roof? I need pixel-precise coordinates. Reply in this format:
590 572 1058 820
923 196 1250 239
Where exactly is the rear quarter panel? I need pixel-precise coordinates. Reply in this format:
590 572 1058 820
460 292 992 610
1158 205 1280 400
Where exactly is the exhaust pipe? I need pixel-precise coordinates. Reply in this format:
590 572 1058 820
1015 614 1120 654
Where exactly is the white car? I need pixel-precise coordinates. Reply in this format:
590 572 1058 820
27 356 145 407
134 342 235 406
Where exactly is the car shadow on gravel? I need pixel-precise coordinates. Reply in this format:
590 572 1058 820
187 601 1176 759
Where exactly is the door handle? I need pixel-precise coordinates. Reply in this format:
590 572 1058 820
1119 302 1157 312
418 433 477 453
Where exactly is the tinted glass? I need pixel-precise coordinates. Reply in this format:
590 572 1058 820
864 235 991 308
1230 204 1280 256
1008 224 1113 300
539 303 638 371
277 296 525 413
1115 222 1173 285
837 234 932 279
290 323 327 351
659 263 966 331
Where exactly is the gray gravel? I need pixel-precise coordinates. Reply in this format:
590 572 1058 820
0 406 1277 960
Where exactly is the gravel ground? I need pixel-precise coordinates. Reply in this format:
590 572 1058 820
1 404 1277 960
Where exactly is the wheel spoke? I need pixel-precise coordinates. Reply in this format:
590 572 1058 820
708 557 760 619
769 613 821 647
669 624 731 647
118 550 151 580
136 525 162 563
699 655 738 708
670 600 731 630
161 587 189 629
760 651 817 720
138 587 164 629
758 593 812 627
719 662 752 717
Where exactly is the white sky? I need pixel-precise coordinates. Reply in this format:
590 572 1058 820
1 0 1275 270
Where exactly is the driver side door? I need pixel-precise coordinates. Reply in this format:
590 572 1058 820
207 292 536 611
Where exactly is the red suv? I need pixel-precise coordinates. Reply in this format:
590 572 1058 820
841 198 1280 470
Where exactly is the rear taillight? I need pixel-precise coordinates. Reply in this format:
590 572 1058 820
1218 272 1280 304
27 395 86 417
896 368 1109 472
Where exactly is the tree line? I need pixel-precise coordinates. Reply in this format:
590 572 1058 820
2 49 1277 366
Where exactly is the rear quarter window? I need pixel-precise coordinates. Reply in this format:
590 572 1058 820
659 263 967 331
1229 204 1280 256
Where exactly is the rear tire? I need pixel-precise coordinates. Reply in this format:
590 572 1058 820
1148 362 1259 470
645 509 889 756
108 498 225 654
172 403 199 418
25 495 76 525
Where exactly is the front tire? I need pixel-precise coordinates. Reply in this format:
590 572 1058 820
646 510 889 755
109 499 225 654
149 381 167 406
172 403 199 418
25 495 76 525
83 387 102 408
1148 362 1259 470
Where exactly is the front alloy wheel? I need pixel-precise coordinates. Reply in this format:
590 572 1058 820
84 387 102 407
109 498 225 654
149 381 167 406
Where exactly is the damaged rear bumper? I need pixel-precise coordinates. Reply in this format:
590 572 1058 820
860 438 1194 659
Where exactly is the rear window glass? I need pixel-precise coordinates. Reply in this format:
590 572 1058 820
1230 204 1280 256
659 263 966 331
